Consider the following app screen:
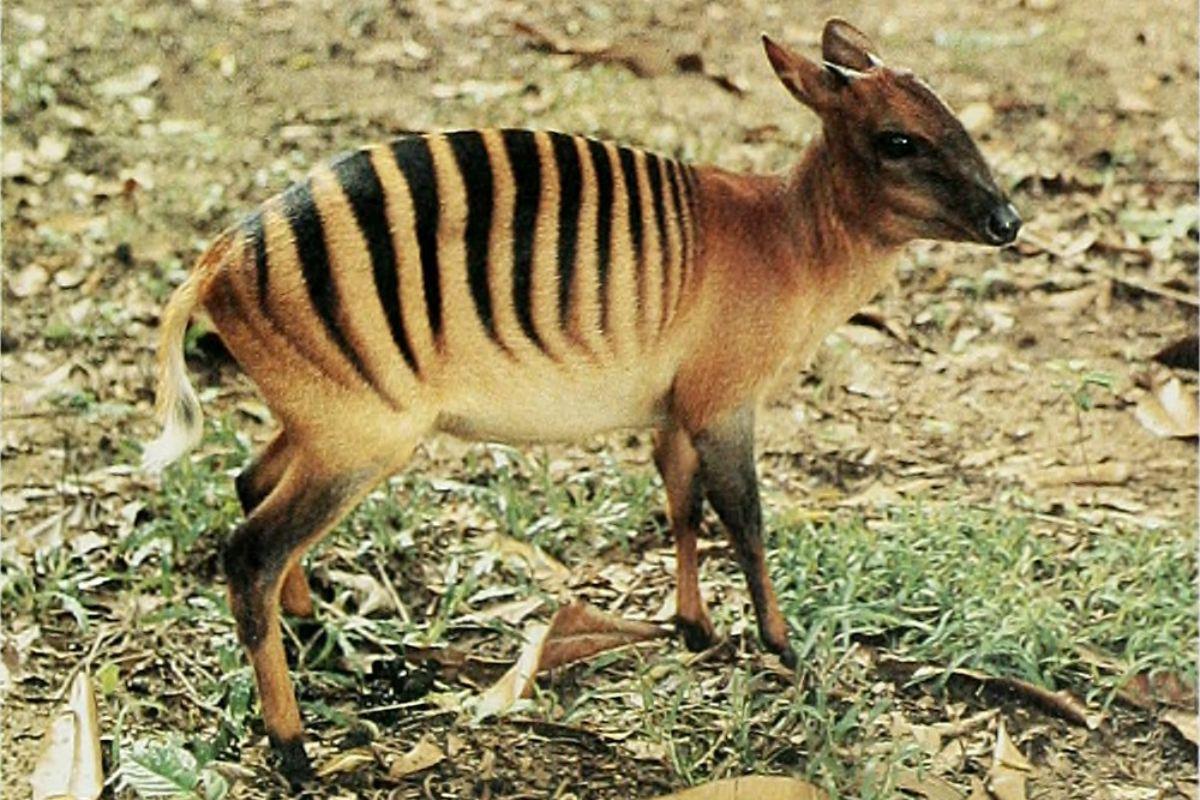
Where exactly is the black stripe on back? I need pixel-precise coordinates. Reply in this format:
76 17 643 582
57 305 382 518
617 148 644 266
280 180 375 386
666 160 688 294
447 131 504 348
502 129 547 353
331 149 420 374
646 153 670 326
551 132 583 326
392 136 443 345
587 139 614 335
243 209 270 316
619 148 646 326
683 166 699 250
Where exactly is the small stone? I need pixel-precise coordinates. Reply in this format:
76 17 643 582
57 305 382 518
35 135 69 165
128 95 156 120
959 101 995 134
96 64 160 98
54 268 86 290
2 149 27 178
9 264 49 298
17 38 48 69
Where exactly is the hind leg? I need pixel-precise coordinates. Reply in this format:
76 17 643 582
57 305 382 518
235 431 313 617
223 437 418 783
653 422 716 652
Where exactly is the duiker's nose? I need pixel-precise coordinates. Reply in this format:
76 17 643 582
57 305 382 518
984 202 1021 245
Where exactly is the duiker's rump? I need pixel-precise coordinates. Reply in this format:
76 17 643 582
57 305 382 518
145 18 1020 782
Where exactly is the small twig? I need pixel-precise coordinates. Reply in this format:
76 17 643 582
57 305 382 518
52 622 127 701
166 657 222 714
1091 268 1199 308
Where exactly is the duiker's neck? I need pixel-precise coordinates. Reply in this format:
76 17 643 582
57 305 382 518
783 132 888 269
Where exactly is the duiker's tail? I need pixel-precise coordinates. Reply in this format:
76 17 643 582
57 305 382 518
142 233 234 473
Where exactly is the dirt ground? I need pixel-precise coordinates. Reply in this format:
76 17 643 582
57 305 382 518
2 0 1197 798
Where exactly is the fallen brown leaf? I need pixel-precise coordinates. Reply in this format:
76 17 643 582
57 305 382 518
29 673 103 800
326 568 396 616
387 736 445 780
468 596 544 626
986 720 1033 800
314 748 374 777
893 766 964 800
651 775 827 800
316 746 377 778
1027 462 1130 488
1134 375 1199 438
1162 709 1199 747
478 532 572 588
512 20 744 95
1120 669 1198 710
473 601 668 720
847 307 912 345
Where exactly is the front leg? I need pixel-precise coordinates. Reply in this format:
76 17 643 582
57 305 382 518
692 406 796 668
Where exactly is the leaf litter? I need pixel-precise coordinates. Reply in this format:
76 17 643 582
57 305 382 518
474 600 669 720
29 673 103 800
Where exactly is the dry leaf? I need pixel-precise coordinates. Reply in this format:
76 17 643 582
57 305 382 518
993 720 1033 771
512 20 744 95
893 767 964 800
472 622 548 721
479 532 572 588
469 596 544 626
1028 462 1130 488
473 601 668 720
1116 668 1197 710
652 775 827 799
1134 375 1199 438
1162 709 1199 746
29 673 103 800
986 720 1033 800
1042 284 1102 314
387 736 445 780
315 746 377 777
326 569 395 616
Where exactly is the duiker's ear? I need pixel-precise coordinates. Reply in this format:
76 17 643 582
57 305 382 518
822 18 881 71
762 34 840 112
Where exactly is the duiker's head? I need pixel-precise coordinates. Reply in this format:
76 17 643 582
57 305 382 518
763 19 1021 247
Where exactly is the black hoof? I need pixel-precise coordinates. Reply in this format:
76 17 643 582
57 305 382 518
676 616 716 653
272 736 314 787
769 641 798 670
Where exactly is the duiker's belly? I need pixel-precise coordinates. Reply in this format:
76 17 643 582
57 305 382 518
434 358 675 444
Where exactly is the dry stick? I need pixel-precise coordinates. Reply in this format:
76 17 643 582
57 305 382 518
374 559 411 627
1020 229 1199 308
166 657 223 714
51 622 127 702
1085 265 1200 308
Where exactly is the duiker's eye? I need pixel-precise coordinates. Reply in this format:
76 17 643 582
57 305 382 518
875 132 918 159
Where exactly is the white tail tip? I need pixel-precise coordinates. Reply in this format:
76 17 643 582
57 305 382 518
142 393 202 474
